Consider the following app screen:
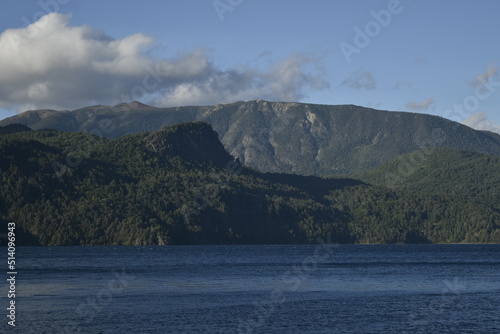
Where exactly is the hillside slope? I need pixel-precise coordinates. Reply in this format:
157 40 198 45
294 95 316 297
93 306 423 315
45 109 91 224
1 123 499 245
2 101 499 175
359 147 500 212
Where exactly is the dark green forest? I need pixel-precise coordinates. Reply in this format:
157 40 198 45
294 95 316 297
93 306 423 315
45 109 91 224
3 100 500 176
1 123 499 246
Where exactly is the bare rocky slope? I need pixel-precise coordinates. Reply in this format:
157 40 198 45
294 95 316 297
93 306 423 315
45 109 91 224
2 100 499 175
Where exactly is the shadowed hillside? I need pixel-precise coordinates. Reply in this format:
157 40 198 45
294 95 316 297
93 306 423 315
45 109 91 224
1 123 499 246
2 101 499 175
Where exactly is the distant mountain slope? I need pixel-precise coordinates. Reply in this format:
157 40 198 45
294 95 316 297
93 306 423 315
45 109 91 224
359 148 500 212
1 123 499 245
2 100 499 175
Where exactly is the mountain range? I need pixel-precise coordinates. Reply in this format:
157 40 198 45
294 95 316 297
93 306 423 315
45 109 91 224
0 121 499 246
2 100 499 175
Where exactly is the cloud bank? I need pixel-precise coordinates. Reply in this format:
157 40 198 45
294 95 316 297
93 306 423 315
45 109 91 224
461 112 500 135
341 71 376 90
405 98 435 111
471 65 498 93
0 13 328 112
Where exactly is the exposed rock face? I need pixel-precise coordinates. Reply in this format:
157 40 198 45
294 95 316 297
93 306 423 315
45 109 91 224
145 122 234 168
2 100 500 175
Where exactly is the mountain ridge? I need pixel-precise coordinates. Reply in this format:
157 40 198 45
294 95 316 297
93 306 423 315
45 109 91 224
2 100 499 175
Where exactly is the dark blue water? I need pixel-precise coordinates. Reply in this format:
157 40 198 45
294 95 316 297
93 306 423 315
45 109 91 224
4 244 500 333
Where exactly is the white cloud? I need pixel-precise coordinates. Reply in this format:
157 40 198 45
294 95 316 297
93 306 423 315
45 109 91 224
341 71 376 90
405 98 435 111
367 102 382 108
392 81 413 90
471 64 498 93
155 54 329 107
0 13 329 112
461 112 500 135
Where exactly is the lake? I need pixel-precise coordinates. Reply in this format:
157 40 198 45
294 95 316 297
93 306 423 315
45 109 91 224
6 244 500 333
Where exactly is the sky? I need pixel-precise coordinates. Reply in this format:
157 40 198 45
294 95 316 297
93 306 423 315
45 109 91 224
0 0 499 134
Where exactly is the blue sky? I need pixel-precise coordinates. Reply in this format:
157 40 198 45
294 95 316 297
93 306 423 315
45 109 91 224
0 0 499 133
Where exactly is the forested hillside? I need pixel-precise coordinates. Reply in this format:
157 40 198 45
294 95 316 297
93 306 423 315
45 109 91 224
2 100 499 175
360 148 500 211
1 123 499 246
